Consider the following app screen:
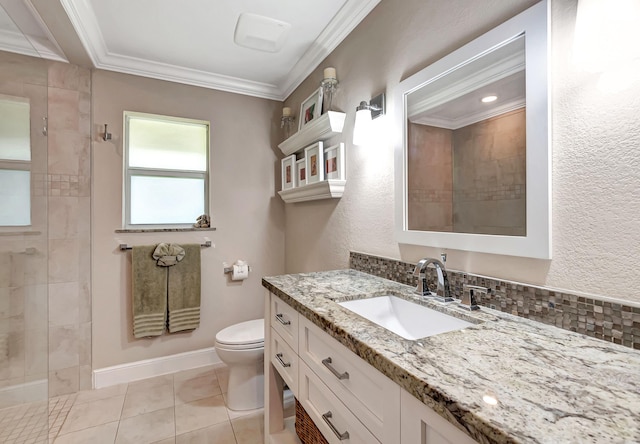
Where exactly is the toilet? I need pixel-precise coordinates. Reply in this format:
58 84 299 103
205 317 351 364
214 318 264 411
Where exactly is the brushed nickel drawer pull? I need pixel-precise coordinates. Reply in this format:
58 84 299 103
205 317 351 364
322 411 350 440
322 357 349 380
275 313 291 325
275 353 291 368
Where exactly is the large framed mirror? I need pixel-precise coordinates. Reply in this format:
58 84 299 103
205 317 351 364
394 0 550 259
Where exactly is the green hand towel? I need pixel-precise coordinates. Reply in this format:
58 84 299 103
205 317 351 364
132 245 167 338
167 244 201 333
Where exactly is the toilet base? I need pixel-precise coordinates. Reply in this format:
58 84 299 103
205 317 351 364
225 358 264 411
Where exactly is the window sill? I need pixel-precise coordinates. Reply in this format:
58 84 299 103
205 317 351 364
0 230 41 236
115 227 216 233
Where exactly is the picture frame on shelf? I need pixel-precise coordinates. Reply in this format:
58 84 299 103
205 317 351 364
324 143 345 180
304 142 324 184
296 158 306 187
299 87 323 131
281 154 296 190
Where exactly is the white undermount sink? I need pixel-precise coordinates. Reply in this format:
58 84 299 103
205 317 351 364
338 295 473 340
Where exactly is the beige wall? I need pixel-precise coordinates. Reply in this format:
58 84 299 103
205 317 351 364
282 0 640 303
91 70 284 368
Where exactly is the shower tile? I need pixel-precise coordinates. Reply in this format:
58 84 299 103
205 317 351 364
49 367 79 397
78 281 91 324
48 88 80 132
48 283 79 327
24 329 48 376
0 287 24 319
48 326 79 371
77 67 91 94
48 239 79 283
47 131 84 176
78 323 91 366
23 285 47 331
48 63 80 91
48 197 79 240
78 366 92 392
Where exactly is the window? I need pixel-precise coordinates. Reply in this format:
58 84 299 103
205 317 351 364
124 112 209 227
0 95 31 227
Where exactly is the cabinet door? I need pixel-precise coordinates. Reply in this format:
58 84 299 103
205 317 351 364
271 294 299 350
299 360 381 444
270 327 298 397
299 316 400 443
401 389 477 444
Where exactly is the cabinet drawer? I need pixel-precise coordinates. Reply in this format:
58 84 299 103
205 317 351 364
299 316 400 443
299 360 381 444
270 327 298 397
270 294 299 351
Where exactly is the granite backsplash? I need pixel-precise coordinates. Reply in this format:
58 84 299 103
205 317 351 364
350 251 640 350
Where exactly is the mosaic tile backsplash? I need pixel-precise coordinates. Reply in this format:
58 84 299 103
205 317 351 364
350 251 640 350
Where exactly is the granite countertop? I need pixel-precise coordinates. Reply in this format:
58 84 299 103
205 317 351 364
262 269 640 444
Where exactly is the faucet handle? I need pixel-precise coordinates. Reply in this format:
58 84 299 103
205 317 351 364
460 285 490 311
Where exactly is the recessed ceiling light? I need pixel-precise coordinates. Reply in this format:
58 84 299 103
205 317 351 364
481 95 498 103
234 13 291 53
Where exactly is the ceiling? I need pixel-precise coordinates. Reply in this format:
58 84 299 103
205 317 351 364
0 0 381 100
408 36 525 130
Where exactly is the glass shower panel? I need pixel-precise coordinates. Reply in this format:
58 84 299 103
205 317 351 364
0 6 49 432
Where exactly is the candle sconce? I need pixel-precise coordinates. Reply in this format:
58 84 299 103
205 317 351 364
321 77 339 113
321 67 338 113
281 114 295 139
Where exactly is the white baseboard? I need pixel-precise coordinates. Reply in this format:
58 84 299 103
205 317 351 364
93 347 221 389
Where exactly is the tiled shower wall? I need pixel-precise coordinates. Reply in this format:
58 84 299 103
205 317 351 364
46 61 92 396
1 51 94 398
350 251 640 350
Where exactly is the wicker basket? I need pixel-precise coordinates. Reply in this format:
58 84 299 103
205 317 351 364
295 398 329 444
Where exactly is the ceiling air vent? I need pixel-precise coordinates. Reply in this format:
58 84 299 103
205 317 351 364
234 12 291 53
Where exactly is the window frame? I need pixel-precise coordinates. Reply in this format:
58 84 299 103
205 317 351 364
0 94 32 228
123 111 210 229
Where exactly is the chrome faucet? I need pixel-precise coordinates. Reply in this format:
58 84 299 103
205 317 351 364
413 258 453 302
461 284 490 311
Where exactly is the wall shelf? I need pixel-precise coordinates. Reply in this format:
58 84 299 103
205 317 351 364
278 180 346 203
278 111 346 156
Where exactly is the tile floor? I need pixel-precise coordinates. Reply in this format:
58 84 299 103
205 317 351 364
1 364 288 444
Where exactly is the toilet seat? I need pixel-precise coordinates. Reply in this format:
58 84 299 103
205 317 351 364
215 319 264 350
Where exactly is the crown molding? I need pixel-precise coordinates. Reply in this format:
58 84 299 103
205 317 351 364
0 28 39 58
411 100 525 130
278 0 382 99
61 0 380 100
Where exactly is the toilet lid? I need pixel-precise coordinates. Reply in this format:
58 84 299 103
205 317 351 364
215 319 264 346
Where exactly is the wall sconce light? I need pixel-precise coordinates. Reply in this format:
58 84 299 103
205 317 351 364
353 92 385 146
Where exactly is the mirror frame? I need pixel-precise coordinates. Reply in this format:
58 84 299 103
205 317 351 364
394 0 551 259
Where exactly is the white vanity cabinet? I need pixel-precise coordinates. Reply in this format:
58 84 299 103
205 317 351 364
265 291 478 444
401 389 478 444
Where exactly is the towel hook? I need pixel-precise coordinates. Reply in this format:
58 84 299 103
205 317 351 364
102 124 112 141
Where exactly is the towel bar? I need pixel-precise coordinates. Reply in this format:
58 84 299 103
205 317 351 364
119 240 212 251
